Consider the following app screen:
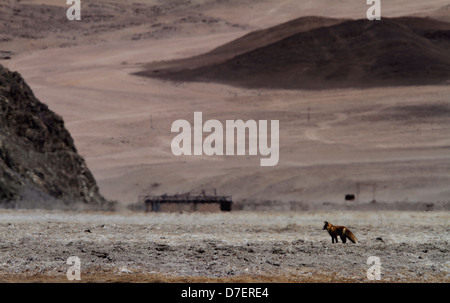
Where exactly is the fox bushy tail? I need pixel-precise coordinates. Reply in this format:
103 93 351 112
345 229 358 243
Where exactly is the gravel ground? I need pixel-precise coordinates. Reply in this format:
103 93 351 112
0 209 448 283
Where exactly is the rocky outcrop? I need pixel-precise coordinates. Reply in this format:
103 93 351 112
0 64 114 210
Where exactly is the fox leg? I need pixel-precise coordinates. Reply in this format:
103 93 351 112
340 235 347 243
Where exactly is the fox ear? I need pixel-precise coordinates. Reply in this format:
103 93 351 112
324 221 328 224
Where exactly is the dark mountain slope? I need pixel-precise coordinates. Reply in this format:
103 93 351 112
142 16 345 73
139 17 450 89
0 64 114 210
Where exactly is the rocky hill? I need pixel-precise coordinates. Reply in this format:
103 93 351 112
139 16 450 89
0 64 113 210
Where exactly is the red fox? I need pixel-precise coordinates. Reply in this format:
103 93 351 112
323 221 358 244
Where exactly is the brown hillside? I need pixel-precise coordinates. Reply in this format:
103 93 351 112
138 17 450 89
143 16 345 72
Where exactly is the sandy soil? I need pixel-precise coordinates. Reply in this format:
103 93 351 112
0 209 448 283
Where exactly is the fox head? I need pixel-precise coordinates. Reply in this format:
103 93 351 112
323 221 331 230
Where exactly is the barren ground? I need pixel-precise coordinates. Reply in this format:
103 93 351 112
0 209 448 283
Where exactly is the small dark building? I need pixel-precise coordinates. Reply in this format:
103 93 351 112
345 194 355 201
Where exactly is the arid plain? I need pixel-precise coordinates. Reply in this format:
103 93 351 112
0 0 449 282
